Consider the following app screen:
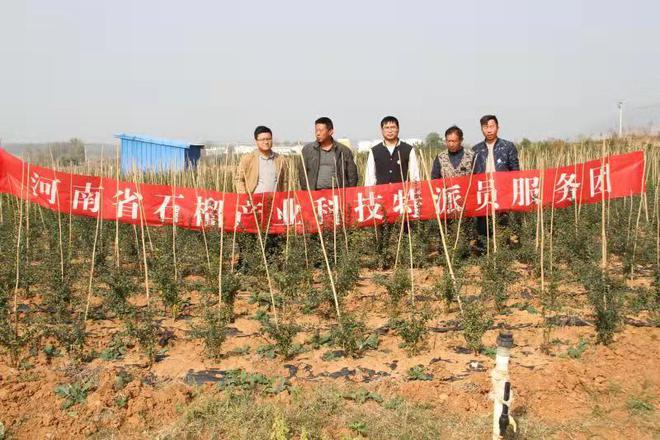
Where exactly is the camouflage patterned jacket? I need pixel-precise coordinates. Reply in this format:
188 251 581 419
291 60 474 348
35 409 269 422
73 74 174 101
431 149 475 179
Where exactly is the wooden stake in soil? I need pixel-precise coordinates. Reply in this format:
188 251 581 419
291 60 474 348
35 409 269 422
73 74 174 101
629 151 648 279
601 140 608 271
418 149 463 314
230 153 240 273
114 144 121 266
245 190 279 327
171 169 178 281
83 180 103 323
191 171 211 272
399 153 416 305
655 183 660 271
451 157 478 259
217 150 230 306
13 160 26 335
48 147 65 278
131 176 151 305
298 152 342 322
538 160 550 350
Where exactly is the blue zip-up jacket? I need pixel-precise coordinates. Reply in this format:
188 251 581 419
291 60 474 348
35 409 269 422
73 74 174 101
471 138 520 174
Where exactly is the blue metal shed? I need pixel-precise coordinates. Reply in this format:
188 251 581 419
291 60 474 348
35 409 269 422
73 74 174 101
115 134 204 173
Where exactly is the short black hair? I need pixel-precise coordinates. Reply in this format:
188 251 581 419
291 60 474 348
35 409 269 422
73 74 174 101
380 116 399 128
445 125 464 140
254 125 272 140
480 115 499 127
315 117 333 130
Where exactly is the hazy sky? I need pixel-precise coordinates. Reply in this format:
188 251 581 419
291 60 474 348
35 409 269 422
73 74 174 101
1 0 659 145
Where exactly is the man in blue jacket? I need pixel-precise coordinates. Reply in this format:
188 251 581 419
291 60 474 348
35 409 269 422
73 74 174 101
472 115 519 174
472 115 520 252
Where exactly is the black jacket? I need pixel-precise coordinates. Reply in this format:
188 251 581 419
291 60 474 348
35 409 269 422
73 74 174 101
471 138 520 174
298 140 359 190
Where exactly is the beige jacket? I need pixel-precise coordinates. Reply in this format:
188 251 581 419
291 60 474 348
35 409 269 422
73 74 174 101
234 151 288 194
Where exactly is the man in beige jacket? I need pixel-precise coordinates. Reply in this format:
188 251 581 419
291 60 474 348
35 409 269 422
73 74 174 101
234 126 288 194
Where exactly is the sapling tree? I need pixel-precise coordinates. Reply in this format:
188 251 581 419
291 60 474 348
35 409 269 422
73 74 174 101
391 307 432 355
0 284 33 367
329 314 376 358
579 263 623 345
125 306 162 367
102 264 136 318
258 314 302 360
190 303 232 360
480 249 515 314
220 270 241 319
273 237 312 303
151 238 183 320
375 268 411 311
460 296 493 354
435 268 463 311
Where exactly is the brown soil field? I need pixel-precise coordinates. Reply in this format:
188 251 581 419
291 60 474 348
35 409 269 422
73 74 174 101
0 265 658 439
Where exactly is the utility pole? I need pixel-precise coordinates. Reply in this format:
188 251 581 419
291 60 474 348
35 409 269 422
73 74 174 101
617 101 624 137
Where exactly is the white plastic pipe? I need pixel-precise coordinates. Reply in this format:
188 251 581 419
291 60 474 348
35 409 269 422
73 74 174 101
491 331 514 440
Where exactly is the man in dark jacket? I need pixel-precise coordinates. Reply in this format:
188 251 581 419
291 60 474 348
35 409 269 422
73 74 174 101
472 115 519 174
472 114 520 251
298 117 358 190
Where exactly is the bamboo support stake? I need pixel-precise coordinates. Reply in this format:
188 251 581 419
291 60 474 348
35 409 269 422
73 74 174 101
83 146 106 322
192 172 211 272
655 183 660 271
630 195 643 279
630 154 647 278
171 170 178 281
400 155 416 305
24 161 31 268
13 161 26 336
332 179 338 267
36 202 47 235
298 153 342 322
642 156 650 223
83 181 103 322
538 160 550 349
217 151 230 306
576 145 586 226
548 168 558 272
98 146 106 274
48 148 65 278
132 168 154 252
114 144 121 266
626 192 634 249
130 174 151 306
601 140 608 271
393 204 407 270
418 150 463 313
230 154 240 273
67 164 74 261
339 174 350 255
245 190 279 327
283 168 293 266
452 158 478 258
262 185 278 237
300 206 310 269
489 168 498 254
393 150 413 272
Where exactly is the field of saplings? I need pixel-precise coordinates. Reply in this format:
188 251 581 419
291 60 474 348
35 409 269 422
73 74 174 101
0 136 658 439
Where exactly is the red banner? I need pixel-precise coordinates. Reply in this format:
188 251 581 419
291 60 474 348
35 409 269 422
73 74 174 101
0 148 645 234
